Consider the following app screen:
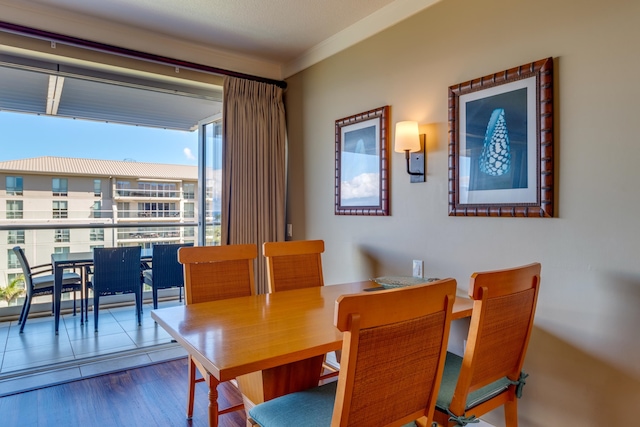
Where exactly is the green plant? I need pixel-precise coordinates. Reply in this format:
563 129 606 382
0 275 25 305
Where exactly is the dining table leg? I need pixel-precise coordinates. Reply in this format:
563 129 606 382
208 372 220 427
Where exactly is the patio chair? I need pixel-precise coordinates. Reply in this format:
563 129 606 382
263 239 339 380
428 263 541 427
12 246 83 333
248 278 457 427
87 246 143 332
178 244 257 421
143 242 193 309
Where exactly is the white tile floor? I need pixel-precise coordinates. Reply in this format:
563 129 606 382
0 299 187 396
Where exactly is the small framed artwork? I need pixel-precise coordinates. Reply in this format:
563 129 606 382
335 105 390 216
448 57 554 217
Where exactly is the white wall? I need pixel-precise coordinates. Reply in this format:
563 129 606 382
284 0 640 425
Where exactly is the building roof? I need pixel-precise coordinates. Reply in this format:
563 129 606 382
0 156 197 180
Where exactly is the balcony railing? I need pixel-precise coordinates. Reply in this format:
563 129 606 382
0 221 219 315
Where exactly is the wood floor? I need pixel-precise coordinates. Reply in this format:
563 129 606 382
0 357 246 427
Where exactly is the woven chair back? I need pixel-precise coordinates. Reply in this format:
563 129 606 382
178 244 257 305
449 262 541 413
263 240 324 293
332 278 457 427
92 247 142 295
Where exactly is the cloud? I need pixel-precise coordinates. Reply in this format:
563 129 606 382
341 173 379 200
183 147 196 160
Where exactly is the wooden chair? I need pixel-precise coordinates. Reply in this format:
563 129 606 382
12 246 83 333
177 244 257 421
263 239 339 379
427 263 541 427
248 278 457 427
88 246 143 332
263 239 325 293
142 242 193 309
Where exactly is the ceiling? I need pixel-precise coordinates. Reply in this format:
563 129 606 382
0 0 440 130
0 0 441 78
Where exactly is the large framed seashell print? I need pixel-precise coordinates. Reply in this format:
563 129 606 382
335 105 390 216
448 57 554 217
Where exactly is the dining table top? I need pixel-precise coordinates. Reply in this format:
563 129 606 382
151 280 473 383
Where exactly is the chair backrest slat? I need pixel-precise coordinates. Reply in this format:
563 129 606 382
178 244 257 305
263 240 324 293
332 278 457 427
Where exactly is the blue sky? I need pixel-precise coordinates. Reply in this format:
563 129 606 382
0 111 198 165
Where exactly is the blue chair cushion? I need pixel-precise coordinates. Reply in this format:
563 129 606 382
436 352 512 412
249 381 417 427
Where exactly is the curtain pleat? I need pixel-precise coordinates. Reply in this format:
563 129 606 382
222 77 286 294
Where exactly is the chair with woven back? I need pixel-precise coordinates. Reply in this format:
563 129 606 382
424 262 541 427
12 246 83 333
248 278 458 427
263 239 339 379
142 242 193 309
88 246 143 332
177 244 258 422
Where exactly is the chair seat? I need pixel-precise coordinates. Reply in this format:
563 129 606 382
436 352 512 412
32 272 82 290
249 381 417 427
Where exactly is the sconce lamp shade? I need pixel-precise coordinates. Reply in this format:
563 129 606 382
394 121 421 153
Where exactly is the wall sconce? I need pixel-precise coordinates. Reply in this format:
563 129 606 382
394 121 425 183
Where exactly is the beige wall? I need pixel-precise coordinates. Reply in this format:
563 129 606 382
284 0 640 425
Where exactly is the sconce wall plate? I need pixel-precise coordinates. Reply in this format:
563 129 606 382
409 134 426 183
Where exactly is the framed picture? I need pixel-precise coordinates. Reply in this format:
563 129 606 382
335 105 390 216
448 57 554 217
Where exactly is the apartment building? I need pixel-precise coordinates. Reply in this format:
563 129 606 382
0 156 199 293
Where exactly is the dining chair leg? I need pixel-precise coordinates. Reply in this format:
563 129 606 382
19 296 32 333
504 398 518 426
93 295 100 332
187 356 197 419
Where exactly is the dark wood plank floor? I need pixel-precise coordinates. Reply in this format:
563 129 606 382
0 358 246 427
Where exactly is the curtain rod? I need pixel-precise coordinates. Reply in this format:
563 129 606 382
0 21 287 89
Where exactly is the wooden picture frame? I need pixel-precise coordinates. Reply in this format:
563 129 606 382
448 57 554 217
335 105 390 216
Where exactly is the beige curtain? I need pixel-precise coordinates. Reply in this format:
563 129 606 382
221 76 287 294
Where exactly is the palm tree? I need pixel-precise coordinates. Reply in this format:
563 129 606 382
0 275 25 306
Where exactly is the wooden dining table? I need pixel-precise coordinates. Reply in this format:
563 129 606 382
151 280 473 427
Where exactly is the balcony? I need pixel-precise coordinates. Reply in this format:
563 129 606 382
0 220 219 395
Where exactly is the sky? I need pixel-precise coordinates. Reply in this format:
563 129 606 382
0 111 199 165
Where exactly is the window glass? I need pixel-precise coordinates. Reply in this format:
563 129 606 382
94 179 101 196
183 183 195 199
90 228 104 241
7 230 25 244
6 200 23 219
54 229 70 243
184 202 195 218
52 200 68 218
6 176 23 196
93 201 101 218
7 250 20 269
54 247 70 254
52 178 68 196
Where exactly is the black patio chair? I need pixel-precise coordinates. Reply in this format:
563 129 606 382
12 246 83 333
142 242 193 309
87 246 142 332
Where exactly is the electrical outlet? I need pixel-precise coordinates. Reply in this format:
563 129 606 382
286 224 293 238
412 260 423 278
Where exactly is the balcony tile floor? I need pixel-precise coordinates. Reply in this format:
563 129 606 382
0 299 186 397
